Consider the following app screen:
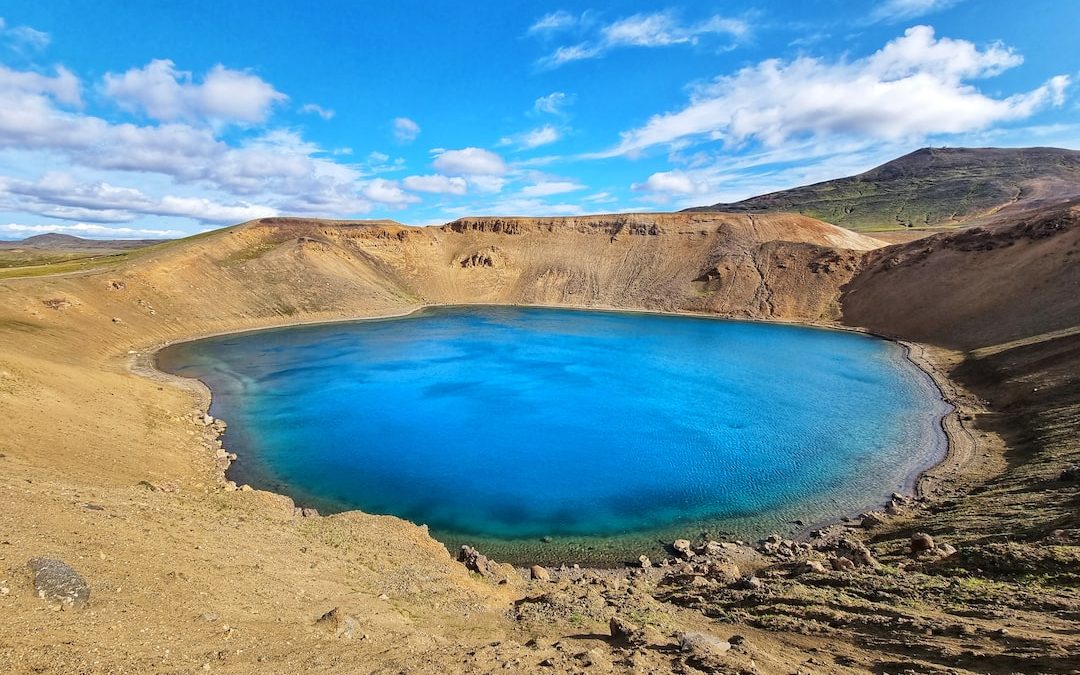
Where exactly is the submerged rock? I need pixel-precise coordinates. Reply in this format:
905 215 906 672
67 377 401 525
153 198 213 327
27 557 90 610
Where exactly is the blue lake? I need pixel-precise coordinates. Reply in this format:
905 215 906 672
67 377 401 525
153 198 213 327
158 306 949 565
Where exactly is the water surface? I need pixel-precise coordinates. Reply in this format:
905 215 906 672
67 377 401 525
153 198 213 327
158 306 948 564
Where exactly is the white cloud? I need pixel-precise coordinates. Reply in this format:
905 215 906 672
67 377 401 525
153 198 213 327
536 11 749 68
0 17 50 52
527 11 580 35
598 26 1070 158
631 170 704 196
432 147 507 175
393 117 421 143
518 180 585 197
299 103 335 120
868 0 961 23
0 222 185 239
465 175 507 194
501 125 562 150
0 63 81 106
104 59 287 124
534 91 574 116
402 174 468 195
0 172 278 224
361 178 418 207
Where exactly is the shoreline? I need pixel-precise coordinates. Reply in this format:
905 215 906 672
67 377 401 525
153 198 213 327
135 302 970 566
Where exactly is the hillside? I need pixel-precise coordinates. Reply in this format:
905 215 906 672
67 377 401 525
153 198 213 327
687 146 1080 231
0 233 170 249
0 208 1078 673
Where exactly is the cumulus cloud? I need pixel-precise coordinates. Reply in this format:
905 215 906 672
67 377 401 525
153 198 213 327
432 147 507 176
393 117 421 143
402 174 468 195
534 91 574 116
518 180 585 197
104 59 287 124
631 170 704 196
598 26 1070 157
0 63 81 106
299 103 335 119
536 10 749 68
360 178 418 207
868 0 962 23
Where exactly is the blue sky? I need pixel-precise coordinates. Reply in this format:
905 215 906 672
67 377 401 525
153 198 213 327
0 0 1077 238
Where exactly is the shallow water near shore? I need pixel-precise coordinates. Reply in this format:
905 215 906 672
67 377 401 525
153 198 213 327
159 306 949 565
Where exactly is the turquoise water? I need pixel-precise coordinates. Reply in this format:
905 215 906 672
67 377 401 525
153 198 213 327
158 306 948 565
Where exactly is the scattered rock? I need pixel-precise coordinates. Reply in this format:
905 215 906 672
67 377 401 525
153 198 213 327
300 507 319 518
706 560 741 584
673 539 693 559
911 532 936 553
796 560 828 575
609 616 648 647
315 607 358 639
27 557 90 610
677 631 731 662
734 575 762 590
860 512 887 529
111 317 123 324
530 565 551 582
637 555 652 568
1060 465 1080 482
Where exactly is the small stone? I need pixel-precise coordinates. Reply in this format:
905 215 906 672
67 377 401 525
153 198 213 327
530 565 550 582
300 507 319 518
728 634 746 646
27 557 90 610
910 532 935 553
734 575 762 590
637 555 652 568
239 484 253 492
673 539 693 559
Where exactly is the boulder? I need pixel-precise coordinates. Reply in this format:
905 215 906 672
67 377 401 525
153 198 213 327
677 631 731 661
672 539 693 559
734 575 762 590
911 532 936 553
860 512 887 528
27 557 90 610
706 560 741 584
1060 465 1080 482
796 560 828 575
530 565 551 582
609 616 648 647
637 555 652 568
